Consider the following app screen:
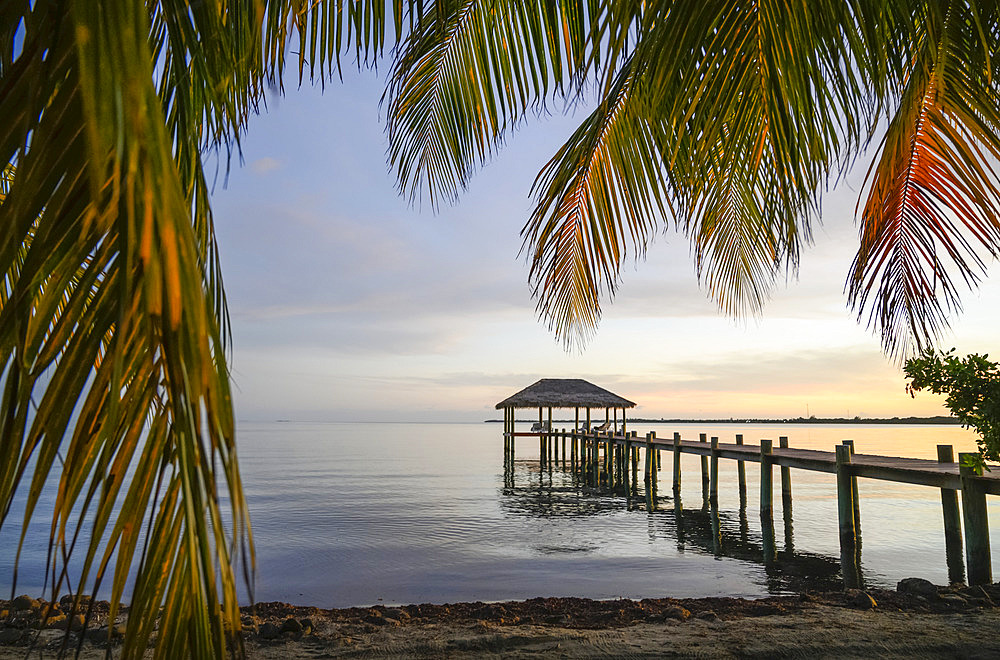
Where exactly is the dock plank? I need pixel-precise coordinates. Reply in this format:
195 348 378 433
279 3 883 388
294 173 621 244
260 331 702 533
548 431 1000 494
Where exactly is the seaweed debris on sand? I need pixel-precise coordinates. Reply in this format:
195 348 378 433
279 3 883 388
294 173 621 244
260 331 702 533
3 584 1000 658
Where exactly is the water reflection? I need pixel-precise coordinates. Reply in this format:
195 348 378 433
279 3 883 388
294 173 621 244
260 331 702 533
501 451 871 593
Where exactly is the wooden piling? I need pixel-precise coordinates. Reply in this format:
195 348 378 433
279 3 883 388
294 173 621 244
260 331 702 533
699 433 710 508
672 432 682 494
621 440 627 487
779 436 792 515
937 445 965 584
959 453 992 585
835 444 857 552
645 432 656 487
842 440 861 534
591 431 599 486
538 407 545 465
710 437 720 507
547 407 554 462
760 439 776 563
631 433 639 485
735 434 746 509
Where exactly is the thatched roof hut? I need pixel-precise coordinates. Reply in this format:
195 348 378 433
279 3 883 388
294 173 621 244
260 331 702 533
495 378 635 410
496 379 636 436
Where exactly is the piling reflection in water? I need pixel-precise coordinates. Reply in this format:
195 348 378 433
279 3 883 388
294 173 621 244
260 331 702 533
501 423 1000 593
501 450 864 594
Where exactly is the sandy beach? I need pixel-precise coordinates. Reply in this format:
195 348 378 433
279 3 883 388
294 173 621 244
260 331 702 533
4 584 1000 658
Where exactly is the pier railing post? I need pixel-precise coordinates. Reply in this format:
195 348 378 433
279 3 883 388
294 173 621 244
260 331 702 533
709 437 719 507
959 453 992 586
937 445 965 584
760 439 776 563
835 444 860 588
735 434 747 509
622 435 630 491
842 440 861 534
591 431 600 486
699 433 710 508
672 432 682 495
645 432 656 485
778 436 792 514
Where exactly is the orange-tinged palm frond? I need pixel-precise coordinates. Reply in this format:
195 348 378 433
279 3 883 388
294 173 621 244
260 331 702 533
849 0 1000 359
521 0 885 340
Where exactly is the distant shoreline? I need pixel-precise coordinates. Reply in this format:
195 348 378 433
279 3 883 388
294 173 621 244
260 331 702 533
485 415 961 425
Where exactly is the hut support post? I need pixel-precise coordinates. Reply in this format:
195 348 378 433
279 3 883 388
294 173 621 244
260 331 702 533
509 408 515 456
937 445 965 584
538 407 544 466
736 434 746 509
959 453 992 586
760 439 776 563
622 408 627 435
547 407 553 462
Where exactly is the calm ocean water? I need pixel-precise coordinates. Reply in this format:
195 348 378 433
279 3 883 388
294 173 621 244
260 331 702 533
236 421 992 607
2 421 995 607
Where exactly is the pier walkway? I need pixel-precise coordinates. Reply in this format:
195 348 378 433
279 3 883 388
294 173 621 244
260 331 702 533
502 427 996 588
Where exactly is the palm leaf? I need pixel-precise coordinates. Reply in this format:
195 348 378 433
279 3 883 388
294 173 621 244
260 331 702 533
0 1 418 658
383 0 642 207
524 57 666 347
849 0 1000 359
520 0 887 340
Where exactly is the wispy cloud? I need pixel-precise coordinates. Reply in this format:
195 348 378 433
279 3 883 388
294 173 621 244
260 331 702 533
250 157 282 174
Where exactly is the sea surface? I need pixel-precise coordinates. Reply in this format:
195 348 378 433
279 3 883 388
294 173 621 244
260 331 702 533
2 421 997 607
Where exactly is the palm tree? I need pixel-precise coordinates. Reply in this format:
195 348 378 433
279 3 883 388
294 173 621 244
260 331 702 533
3 1 999 657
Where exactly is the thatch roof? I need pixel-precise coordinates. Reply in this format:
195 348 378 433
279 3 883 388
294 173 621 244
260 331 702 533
495 378 636 410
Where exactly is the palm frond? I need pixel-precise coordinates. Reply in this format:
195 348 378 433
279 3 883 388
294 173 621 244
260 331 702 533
384 0 643 206
524 57 666 347
849 0 1000 359
0 2 251 657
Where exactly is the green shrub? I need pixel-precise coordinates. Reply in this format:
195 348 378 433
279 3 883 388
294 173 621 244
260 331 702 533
904 349 1000 469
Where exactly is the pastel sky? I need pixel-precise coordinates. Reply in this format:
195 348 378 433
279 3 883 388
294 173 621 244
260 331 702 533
209 69 1000 423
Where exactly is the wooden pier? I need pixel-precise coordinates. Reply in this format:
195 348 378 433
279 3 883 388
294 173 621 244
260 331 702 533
502 426 997 587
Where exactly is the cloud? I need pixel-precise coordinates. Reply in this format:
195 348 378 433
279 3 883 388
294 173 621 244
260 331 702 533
250 157 282 174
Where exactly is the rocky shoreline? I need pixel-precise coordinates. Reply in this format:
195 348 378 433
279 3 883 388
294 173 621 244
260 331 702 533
3 579 1000 658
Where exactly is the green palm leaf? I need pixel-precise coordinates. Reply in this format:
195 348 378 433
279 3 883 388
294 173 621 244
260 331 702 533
1 1 415 657
384 0 614 207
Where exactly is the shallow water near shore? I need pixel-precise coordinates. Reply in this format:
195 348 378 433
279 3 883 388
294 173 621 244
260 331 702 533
2 421 996 608
235 420 995 607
